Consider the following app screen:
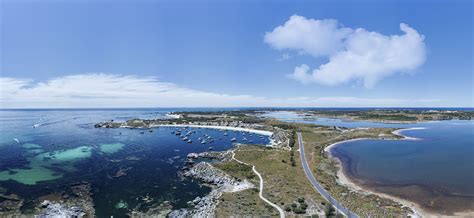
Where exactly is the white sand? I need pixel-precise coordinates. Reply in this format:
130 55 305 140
153 124 273 136
165 113 182 119
392 127 426 140
323 127 444 217
151 124 276 146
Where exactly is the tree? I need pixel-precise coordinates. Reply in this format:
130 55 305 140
297 197 305 203
325 204 336 217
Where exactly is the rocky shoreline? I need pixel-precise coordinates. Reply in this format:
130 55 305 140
170 151 254 217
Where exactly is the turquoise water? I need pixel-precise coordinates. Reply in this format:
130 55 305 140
0 109 270 216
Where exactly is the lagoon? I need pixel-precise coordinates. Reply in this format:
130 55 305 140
265 110 474 215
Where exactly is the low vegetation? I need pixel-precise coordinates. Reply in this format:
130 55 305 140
304 109 473 122
214 119 413 216
298 124 411 216
214 144 327 216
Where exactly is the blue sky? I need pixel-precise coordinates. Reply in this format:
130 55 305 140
0 0 472 108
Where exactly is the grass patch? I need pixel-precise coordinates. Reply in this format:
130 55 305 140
213 160 255 180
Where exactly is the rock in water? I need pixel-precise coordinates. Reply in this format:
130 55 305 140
39 203 86 217
115 200 128 209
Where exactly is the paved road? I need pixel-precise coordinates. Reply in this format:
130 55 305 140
297 132 358 218
231 151 285 218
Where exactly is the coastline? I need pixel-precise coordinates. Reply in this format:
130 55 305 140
392 127 426 140
149 124 277 146
151 124 273 136
323 127 426 154
323 127 436 217
170 159 255 217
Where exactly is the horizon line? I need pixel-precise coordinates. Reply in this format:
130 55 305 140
0 106 473 110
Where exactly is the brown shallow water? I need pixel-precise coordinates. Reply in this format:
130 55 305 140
342 159 474 216
366 182 474 215
330 121 474 216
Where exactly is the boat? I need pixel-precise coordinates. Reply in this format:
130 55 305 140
231 137 237 142
187 139 192 143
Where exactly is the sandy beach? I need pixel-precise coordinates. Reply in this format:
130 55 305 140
151 124 274 136
149 124 278 147
392 127 426 140
324 127 440 217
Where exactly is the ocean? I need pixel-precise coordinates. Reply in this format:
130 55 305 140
0 109 269 216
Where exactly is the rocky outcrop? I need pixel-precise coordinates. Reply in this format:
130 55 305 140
184 162 237 188
270 127 288 148
170 161 254 217
0 193 23 215
38 202 86 217
186 151 232 161
35 182 95 217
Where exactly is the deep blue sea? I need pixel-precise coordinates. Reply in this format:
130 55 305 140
264 110 474 213
0 109 269 216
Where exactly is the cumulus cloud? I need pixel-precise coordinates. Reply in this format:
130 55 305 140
0 73 439 108
264 16 352 57
265 15 426 88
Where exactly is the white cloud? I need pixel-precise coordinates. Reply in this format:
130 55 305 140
265 15 426 88
0 73 440 108
0 74 267 108
265 15 352 57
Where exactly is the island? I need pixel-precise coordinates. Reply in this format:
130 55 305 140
3 109 472 217
93 109 471 217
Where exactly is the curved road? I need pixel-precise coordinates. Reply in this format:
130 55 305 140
297 132 358 218
231 151 285 218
